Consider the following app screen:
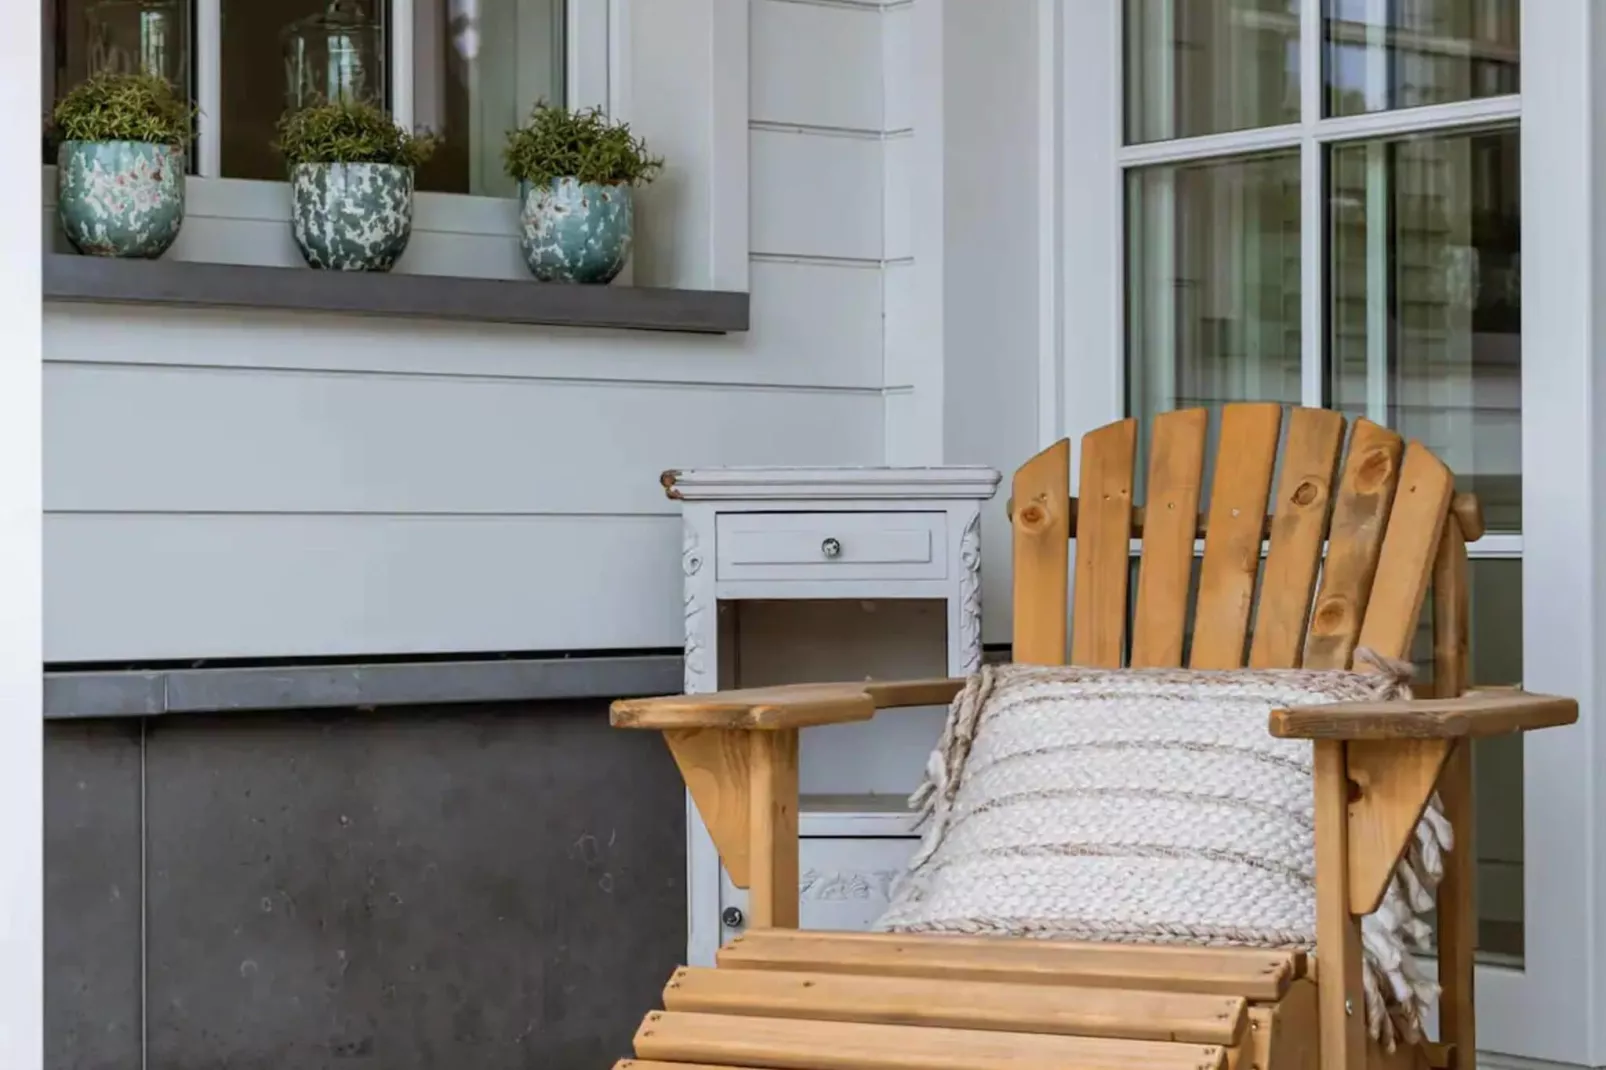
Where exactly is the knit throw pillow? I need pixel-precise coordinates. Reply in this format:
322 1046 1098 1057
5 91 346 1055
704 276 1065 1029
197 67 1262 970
874 658 1451 1049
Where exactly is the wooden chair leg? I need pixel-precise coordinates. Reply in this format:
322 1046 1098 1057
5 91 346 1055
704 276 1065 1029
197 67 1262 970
1433 519 1476 1062
747 729 800 928
1314 740 1367 1070
1435 743 1476 1063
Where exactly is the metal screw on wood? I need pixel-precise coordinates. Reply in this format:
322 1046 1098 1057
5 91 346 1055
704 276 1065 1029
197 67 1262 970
1345 998 1354 1016
722 906 745 928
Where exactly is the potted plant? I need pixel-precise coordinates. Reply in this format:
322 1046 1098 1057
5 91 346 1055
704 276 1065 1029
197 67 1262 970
503 104 663 284
52 73 195 258
275 101 439 272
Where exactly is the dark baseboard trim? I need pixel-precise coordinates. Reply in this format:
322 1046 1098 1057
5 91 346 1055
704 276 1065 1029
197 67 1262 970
44 654 685 719
44 642 1015 720
44 254 750 334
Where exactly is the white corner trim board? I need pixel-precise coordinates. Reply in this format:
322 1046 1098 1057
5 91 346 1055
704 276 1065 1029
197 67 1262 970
1 0 44 1061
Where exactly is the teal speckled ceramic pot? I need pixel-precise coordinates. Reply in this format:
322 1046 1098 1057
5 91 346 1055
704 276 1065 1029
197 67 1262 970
57 140 185 258
290 162 414 272
518 177 633 284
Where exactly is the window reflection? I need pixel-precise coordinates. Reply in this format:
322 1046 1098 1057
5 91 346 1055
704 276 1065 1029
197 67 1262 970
1124 0 1300 144
1324 0 1518 117
1126 151 1303 497
219 0 388 180
47 0 195 165
413 0 564 198
1327 127 1520 529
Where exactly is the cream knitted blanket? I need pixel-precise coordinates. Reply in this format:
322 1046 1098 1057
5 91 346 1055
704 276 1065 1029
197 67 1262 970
874 656 1450 1049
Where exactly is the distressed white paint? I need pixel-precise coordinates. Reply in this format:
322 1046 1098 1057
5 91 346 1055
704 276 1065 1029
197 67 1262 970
672 465 999 967
720 836 922 938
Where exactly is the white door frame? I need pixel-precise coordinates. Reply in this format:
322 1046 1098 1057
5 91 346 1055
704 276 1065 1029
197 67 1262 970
1046 1 1603 1064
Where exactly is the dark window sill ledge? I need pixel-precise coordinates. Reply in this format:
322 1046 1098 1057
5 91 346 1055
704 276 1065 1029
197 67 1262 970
43 254 750 335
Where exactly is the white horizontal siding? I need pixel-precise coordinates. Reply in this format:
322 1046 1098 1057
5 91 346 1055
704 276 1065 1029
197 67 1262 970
750 129 884 261
43 258 884 390
46 363 881 517
43 0 900 663
46 513 682 661
750 0 883 131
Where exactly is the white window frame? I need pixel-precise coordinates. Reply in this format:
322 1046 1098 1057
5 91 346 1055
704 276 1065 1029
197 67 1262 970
194 0 606 177
1050 1 1603 1065
45 0 613 275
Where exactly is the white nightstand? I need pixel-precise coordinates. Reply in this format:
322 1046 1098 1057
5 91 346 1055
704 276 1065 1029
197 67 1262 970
661 466 1002 966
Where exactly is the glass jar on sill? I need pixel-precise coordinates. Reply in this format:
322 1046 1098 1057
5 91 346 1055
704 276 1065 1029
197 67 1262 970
282 0 385 113
84 0 189 87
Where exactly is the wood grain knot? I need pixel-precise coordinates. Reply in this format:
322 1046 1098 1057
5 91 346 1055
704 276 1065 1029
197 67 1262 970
1018 503 1047 529
1291 480 1320 507
1355 447 1395 492
1312 597 1350 631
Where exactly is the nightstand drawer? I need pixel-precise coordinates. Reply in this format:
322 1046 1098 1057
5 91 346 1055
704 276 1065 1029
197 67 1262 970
715 512 947 582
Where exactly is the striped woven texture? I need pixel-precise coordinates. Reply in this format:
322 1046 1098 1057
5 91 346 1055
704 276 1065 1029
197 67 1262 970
876 661 1451 1049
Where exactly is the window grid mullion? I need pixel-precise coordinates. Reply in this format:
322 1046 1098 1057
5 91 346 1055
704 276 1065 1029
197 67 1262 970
1115 97 1521 173
1299 0 1324 409
390 0 415 130
196 0 221 177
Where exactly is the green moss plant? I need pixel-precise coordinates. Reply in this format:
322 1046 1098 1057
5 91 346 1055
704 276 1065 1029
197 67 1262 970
275 101 439 169
51 73 195 147
502 103 662 188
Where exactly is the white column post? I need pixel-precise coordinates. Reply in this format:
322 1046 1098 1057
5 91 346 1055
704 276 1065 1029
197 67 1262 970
1 0 45 1065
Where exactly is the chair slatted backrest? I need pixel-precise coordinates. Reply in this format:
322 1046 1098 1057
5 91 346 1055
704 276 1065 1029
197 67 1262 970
1011 404 1465 676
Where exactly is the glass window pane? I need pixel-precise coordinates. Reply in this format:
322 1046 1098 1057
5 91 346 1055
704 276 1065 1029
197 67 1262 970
1410 558 1524 965
221 0 389 180
413 0 565 198
1126 151 1302 491
1326 127 1520 530
48 0 196 167
1323 0 1519 117
1124 0 1300 145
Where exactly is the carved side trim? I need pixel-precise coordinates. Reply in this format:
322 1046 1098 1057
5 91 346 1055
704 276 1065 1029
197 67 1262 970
683 521 712 693
799 868 904 904
958 511 983 675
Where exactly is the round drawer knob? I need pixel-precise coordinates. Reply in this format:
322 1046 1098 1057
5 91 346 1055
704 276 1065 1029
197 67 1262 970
721 906 746 929
820 537 843 559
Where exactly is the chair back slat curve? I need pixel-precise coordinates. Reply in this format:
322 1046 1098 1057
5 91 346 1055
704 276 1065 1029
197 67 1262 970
1010 406 1460 678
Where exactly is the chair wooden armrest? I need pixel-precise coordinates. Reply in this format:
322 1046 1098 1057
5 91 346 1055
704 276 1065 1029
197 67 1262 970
613 677 963 927
1269 689 1577 741
610 678 965 731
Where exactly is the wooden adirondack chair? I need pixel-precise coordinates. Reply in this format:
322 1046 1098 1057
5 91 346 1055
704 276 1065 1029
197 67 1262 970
609 404 1578 1070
